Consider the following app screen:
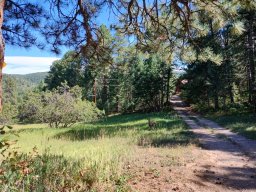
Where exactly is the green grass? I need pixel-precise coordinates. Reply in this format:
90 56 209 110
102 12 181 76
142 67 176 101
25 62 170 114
208 113 256 140
11 123 49 129
1 112 195 191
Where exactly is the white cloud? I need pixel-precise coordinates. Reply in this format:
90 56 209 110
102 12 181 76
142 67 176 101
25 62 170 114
4 56 60 74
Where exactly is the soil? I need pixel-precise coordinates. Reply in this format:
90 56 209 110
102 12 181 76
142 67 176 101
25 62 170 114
125 95 256 192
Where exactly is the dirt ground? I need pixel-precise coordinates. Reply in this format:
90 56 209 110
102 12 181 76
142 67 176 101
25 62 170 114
125 96 256 192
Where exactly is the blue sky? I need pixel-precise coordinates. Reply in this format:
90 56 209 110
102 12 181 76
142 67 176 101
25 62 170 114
4 5 116 74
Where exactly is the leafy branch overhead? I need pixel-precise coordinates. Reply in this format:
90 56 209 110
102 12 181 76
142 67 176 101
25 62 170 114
0 0 255 113
3 0 255 54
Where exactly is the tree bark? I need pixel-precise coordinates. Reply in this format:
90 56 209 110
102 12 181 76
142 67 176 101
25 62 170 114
102 75 109 114
0 0 5 113
166 67 171 103
224 29 234 104
214 93 219 110
226 58 234 104
207 90 210 108
160 73 164 108
247 11 255 110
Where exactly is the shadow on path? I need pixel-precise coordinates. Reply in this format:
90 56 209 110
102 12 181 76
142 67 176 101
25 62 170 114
170 95 256 191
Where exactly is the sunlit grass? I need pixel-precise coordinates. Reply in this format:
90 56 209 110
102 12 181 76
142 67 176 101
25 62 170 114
3 112 195 190
208 113 256 140
8 111 194 163
9 112 193 161
11 123 49 129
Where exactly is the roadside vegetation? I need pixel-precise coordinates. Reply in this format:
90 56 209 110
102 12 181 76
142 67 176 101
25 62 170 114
182 101 256 141
207 113 256 140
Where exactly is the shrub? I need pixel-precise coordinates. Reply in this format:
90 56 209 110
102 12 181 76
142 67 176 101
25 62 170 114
18 85 104 127
0 152 93 191
41 90 103 128
18 92 43 123
0 102 18 124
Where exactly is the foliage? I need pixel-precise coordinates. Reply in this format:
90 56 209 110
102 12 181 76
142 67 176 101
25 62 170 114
0 102 18 124
18 92 43 124
2 0 256 114
3 73 47 98
45 51 84 90
41 87 103 128
9 72 48 85
0 73 48 124
4 0 255 54
0 125 13 157
180 5 256 111
47 45 177 113
18 85 103 127
132 54 173 111
0 76 18 124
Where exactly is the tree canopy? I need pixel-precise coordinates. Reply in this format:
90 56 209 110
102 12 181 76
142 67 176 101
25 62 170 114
0 0 255 111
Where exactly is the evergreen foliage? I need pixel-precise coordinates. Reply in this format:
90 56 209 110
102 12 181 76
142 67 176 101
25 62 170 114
180 4 256 112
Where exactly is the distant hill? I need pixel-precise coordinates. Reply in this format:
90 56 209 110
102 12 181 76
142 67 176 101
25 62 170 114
3 72 48 96
8 72 48 85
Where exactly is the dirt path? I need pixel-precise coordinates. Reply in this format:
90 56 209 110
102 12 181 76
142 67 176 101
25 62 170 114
168 95 256 191
126 96 256 192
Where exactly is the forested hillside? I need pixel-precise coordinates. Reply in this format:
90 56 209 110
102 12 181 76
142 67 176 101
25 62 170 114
3 72 47 98
0 72 48 124
6 72 48 86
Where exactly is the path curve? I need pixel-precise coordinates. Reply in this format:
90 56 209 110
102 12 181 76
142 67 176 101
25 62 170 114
170 95 256 192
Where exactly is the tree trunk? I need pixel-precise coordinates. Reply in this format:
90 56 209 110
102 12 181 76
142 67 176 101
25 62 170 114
102 75 109 114
229 86 234 104
224 28 234 104
116 95 120 113
207 90 210 108
226 59 234 104
247 11 255 108
214 91 219 110
166 67 171 103
209 19 219 110
93 78 97 104
0 0 5 112
247 59 252 103
161 74 164 109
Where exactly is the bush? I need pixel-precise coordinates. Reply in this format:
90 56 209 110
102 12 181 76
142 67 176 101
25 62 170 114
18 92 43 123
0 152 94 191
0 102 18 124
41 90 103 127
18 85 104 127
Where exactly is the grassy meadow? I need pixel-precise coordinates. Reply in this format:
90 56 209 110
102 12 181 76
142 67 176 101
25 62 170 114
1 112 195 191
